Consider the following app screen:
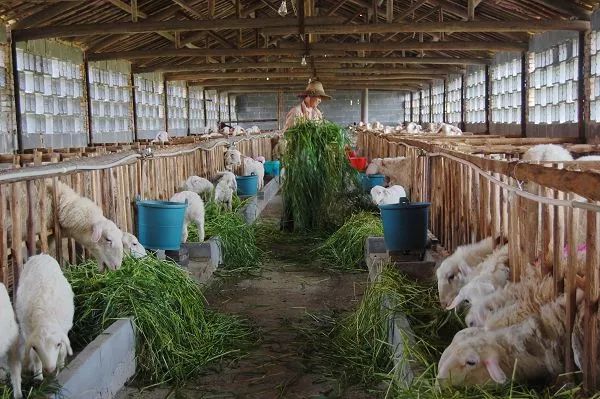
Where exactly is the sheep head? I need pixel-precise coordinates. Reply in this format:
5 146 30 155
447 279 496 310
365 158 382 175
122 232 147 259
437 335 507 387
224 148 242 169
91 219 124 271
370 186 386 206
26 325 72 374
436 256 474 309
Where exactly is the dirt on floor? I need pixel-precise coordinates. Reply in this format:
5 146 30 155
116 196 374 399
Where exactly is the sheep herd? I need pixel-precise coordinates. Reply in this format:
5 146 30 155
357 121 463 136
0 143 270 398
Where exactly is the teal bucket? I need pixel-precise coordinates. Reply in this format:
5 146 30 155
379 198 431 253
236 174 259 196
362 174 385 191
264 160 281 176
136 200 187 250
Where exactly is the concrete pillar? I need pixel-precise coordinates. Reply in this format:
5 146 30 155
361 88 369 123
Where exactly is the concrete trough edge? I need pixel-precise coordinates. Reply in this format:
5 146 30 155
50 318 136 399
238 176 280 224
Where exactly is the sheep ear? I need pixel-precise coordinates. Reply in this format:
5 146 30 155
62 334 73 356
484 358 506 383
458 262 473 277
91 222 102 242
446 294 463 310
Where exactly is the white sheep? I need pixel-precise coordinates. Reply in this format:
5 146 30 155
372 121 384 130
437 123 462 136
243 157 265 190
224 147 242 171
436 236 496 309
446 244 510 310
180 175 213 199
437 294 571 387
151 131 169 144
364 157 412 194
0 282 18 378
122 232 147 258
370 185 407 206
217 171 237 191
575 155 600 161
11 254 74 399
51 181 124 271
214 179 233 211
405 122 422 134
254 156 266 164
170 191 205 243
522 144 573 163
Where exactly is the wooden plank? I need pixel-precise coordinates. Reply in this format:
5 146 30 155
583 210 599 392
25 181 36 257
0 186 6 287
565 206 577 376
12 2 84 29
10 183 22 299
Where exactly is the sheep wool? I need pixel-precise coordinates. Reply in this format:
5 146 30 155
12 254 74 399
170 191 205 243
370 185 407 206
122 232 147 258
0 282 18 359
214 179 234 211
217 171 237 191
243 157 265 190
180 175 213 197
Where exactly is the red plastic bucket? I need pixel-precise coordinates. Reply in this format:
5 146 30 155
349 156 368 171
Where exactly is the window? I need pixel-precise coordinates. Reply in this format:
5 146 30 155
432 80 444 123
590 31 600 122
491 57 522 124
411 92 420 122
88 63 131 138
166 81 187 135
134 74 165 136
447 75 462 124
189 86 206 134
16 48 85 136
204 90 218 131
403 93 411 122
465 68 485 124
421 88 431 123
528 37 579 124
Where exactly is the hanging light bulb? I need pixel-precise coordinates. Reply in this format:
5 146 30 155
278 0 288 16
266 77 270 81
301 56 307 66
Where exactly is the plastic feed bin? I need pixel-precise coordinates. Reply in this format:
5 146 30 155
137 200 187 250
348 157 368 171
362 174 385 191
379 197 431 253
236 174 259 196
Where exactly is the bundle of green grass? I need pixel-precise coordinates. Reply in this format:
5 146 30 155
65 256 253 384
187 197 263 275
316 211 383 270
282 120 368 231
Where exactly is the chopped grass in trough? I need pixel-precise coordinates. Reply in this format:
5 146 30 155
65 256 254 385
316 212 383 270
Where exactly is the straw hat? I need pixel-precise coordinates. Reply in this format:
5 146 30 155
298 79 332 100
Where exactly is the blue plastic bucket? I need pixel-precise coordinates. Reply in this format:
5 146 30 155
379 197 431 252
236 174 259 196
362 174 385 191
264 160 281 176
136 200 187 250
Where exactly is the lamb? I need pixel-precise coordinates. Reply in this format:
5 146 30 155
224 147 242 171
372 121 384 130
214 179 233 211
405 122 422 134
0 282 18 376
180 175 213 199
217 171 237 191
52 181 124 271
436 236 496 309
445 244 510 310
370 185 407 206
11 254 74 399
521 144 573 163
437 294 571 387
243 156 265 190
364 157 413 194
122 232 147 258
575 155 600 161
170 191 205 243
437 123 462 136
151 131 169 144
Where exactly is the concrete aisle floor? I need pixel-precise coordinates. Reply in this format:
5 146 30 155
116 195 373 399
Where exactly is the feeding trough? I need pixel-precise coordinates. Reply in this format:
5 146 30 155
263 160 281 176
379 197 431 259
136 199 187 250
349 156 368 171
236 174 259 196
361 173 385 191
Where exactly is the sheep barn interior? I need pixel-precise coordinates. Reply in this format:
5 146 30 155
0 0 600 398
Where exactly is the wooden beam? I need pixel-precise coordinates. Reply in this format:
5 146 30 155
327 0 347 16
12 1 84 29
131 0 138 22
207 31 236 48
166 71 442 80
262 19 590 36
428 0 468 20
172 0 203 18
281 40 529 52
467 0 477 21
208 0 215 18
13 16 342 40
533 0 591 20
386 0 393 23
107 0 148 18
327 56 490 64
88 47 344 61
